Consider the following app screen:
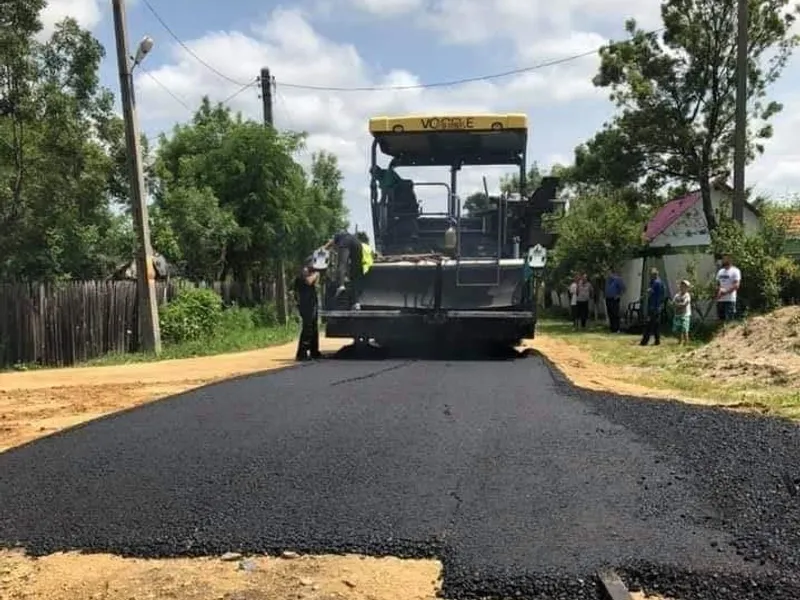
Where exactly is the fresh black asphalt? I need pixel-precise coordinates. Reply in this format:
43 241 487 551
1 351 799 599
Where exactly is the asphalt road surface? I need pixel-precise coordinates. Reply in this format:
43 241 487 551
1 351 799 599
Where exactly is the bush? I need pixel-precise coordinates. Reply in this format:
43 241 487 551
710 216 785 313
775 256 800 305
160 286 224 343
253 301 279 327
219 304 257 331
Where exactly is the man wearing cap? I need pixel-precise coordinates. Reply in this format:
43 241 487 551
292 259 321 361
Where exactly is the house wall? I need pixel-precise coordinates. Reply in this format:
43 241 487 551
649 189 760 249
620 257 644 308
634 192 761 322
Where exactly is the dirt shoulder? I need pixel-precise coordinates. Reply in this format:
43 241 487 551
0 549 441 600
527 336 715 405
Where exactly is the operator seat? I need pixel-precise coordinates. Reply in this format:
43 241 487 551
387 180 420 244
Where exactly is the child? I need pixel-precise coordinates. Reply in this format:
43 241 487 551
672 280 692 344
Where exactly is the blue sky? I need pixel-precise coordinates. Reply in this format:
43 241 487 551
42 0 800 236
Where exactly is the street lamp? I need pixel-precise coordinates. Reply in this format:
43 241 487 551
133 35 154 68
112 0 162 355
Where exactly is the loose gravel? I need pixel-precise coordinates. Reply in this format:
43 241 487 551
0 352 799 600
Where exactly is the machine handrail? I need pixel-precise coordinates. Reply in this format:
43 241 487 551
454 193 502 287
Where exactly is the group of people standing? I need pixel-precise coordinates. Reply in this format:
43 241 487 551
567 271 626 332
567 254 741 346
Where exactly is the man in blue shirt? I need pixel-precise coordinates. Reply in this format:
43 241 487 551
604 269 626 333
640 267 664 346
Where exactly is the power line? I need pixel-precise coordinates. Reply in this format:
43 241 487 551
275 28 665 93
138 65 257 113
141 0 251 87
222 79 259 104
138 1 663 97
140 67 191 110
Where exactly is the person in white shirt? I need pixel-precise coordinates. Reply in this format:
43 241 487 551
715 254 741 323
568 274 579 329
672 279 692 344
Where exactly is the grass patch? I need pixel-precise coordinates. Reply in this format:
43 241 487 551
536 318 702 368
82 323 297 367
536 318 800 416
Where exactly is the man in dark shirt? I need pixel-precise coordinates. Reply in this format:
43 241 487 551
604 269 626 333
293 262 321 361
324 231 364 307
640 267 664 346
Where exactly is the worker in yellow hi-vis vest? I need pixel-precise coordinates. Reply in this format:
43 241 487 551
322 231 371 309
360 240 373 275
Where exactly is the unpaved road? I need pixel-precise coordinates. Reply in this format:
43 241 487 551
2 339 799 599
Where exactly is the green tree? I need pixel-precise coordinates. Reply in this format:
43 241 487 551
499 162 544 196
153 99 347 282
546 192 646 290
709 201 794 311
592 1 799 230
1 6 129 280
463 191 490 215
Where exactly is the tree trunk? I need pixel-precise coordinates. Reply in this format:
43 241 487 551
699 176 717 233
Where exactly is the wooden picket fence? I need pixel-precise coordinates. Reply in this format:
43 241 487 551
0 279 276 369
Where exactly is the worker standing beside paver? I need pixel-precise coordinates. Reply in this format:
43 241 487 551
293 259 321 361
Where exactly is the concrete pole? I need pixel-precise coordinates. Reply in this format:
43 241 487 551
112 0 161 353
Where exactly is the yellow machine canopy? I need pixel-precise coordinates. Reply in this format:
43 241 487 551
369 113 528 167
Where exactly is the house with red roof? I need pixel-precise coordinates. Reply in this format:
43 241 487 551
619 182 761 319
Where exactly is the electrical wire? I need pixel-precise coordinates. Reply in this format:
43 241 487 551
140 0 663 95
141 0 252 87
139 67 192 110
274 28 665 93
273 85 298 130
221 78 259 104
272 85 309 157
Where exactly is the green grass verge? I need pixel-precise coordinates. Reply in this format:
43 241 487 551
536 317 800 418
81 323 297 367
6 312 299 372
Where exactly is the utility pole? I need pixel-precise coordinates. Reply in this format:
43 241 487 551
732 0 748 224
112 0 161 354
260 68 287 325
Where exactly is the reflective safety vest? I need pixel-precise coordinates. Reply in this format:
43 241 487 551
361 242 374 274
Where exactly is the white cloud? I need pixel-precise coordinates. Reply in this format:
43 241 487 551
39 0 102 37
133 6 607 234
748 94 800 202
34 0 792 234
348 0 424 16
130 4 800 232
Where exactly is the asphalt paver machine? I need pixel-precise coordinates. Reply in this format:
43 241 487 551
320 113 559 349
